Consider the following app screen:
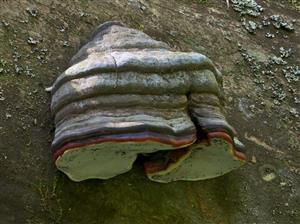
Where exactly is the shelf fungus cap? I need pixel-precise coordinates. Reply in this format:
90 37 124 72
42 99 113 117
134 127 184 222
50 21 246 182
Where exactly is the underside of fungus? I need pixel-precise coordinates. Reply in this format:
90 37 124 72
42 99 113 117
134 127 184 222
51 21 246 182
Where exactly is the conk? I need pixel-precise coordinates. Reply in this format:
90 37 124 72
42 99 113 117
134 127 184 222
50 21 246 183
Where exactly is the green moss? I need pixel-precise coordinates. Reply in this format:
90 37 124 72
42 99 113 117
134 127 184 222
289 0 300 11
197 0 209 3
288 131 300 150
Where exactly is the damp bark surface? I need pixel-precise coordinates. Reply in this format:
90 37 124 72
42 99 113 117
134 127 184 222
0 0 299 224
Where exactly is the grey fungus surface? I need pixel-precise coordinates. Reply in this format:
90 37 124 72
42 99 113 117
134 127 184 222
50 21 245 182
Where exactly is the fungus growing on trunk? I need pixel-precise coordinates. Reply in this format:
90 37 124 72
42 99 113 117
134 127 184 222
50 21 246 182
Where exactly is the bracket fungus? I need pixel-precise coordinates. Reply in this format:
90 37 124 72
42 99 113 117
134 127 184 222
50 21 246 182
